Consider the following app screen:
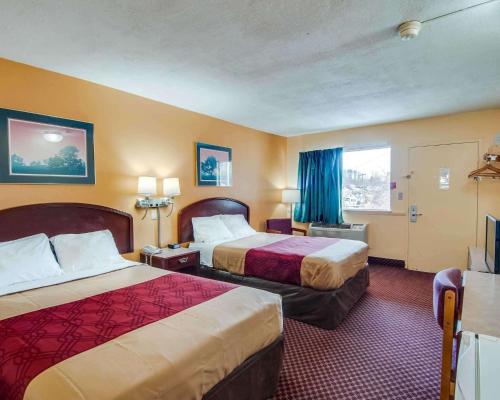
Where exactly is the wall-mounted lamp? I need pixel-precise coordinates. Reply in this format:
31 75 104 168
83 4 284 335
137 176 156 197
163 177 181 198
282 188 300 218
135 176 181 247
136 176 169 208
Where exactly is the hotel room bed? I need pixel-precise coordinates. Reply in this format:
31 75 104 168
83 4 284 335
0 203 284 400
192 232 368 290
178 198 370 330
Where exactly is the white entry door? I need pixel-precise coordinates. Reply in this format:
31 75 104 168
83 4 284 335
407 142 478 272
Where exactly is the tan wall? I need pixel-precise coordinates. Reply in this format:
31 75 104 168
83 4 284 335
2 56 498 264
0 58 288 259
287 109 500 261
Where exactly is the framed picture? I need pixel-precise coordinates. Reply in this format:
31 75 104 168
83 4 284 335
196 142 232 186
0 108 95 184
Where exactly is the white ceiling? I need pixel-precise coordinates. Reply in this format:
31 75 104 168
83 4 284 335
1 0 499 136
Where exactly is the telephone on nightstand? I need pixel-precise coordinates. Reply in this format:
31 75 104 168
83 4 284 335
142 245 161 255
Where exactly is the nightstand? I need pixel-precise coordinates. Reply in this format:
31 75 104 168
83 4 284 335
140 247 200 273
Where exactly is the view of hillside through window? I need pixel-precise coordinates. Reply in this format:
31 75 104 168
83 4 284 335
342 147 391 210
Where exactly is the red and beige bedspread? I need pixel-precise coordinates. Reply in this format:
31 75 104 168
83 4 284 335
213 233 368 290
0 265 282 400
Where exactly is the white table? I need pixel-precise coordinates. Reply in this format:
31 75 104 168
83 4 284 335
461 271 500 337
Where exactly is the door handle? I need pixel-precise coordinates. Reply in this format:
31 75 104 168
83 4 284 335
409 205 422 223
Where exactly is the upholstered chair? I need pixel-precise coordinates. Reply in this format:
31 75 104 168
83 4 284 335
266 218 307 235
433 268 463 400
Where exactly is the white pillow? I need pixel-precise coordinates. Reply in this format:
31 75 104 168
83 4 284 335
51 229 126 273
220 214 256 239
192 216 234 243
0 233 62 287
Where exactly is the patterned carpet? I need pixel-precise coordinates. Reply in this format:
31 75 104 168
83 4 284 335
275 265 441 400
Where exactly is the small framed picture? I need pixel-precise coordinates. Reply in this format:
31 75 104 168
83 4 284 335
196 142 232 186
0 108 95 184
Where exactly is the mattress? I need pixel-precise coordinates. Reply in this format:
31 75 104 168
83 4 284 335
191 233 368 290
0 265 283 400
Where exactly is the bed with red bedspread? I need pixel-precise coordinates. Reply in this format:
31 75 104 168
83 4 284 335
0 203 284 400
178 198 370 330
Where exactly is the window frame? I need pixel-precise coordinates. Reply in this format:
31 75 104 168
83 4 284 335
342 145 392 212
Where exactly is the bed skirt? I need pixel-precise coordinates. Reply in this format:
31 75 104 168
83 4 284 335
187 265 369 330
203 335 284 400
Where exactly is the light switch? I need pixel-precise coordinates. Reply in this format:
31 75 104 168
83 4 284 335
151 209 158 220
496 134 500 145
398 192 404 201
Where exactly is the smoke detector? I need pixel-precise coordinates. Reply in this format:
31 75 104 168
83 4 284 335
398 20 422 40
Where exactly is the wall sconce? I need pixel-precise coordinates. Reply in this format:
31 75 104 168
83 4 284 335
163 177 181 198
135 176 181 247
136 176 170 208
162 177 181 218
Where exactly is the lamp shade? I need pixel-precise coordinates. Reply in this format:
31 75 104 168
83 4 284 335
163 177 181 197
137 176 157 196
282 189 300 203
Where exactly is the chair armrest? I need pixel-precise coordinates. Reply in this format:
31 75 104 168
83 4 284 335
292 227 307 235
266 229 282 234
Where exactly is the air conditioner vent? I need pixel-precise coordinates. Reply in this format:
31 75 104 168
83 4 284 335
308 223 368 243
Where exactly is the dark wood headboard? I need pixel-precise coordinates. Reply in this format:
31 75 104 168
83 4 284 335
178 197 249 243
0 203 134 254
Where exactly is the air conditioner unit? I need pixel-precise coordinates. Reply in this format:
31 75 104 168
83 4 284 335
308 222 368 243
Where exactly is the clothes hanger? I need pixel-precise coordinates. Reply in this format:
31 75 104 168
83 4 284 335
468 154 500 179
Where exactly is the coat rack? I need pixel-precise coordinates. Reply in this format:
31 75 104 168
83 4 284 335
468 154 500 180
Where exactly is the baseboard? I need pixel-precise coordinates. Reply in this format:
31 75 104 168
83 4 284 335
368 256 405 268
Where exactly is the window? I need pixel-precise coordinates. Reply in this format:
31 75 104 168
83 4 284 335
342 147 391 211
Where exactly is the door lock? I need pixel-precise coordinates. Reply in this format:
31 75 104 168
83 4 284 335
409 205 423 223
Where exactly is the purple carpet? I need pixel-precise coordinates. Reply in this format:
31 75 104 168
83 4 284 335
275 265 441 400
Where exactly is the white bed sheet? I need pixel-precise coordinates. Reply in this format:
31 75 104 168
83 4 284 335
189 239 230 267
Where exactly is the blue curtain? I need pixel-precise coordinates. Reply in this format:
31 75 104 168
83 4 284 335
294 148 343 224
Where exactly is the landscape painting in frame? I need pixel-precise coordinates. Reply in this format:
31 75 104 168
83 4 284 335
0 108 95 184
196 142 232 186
